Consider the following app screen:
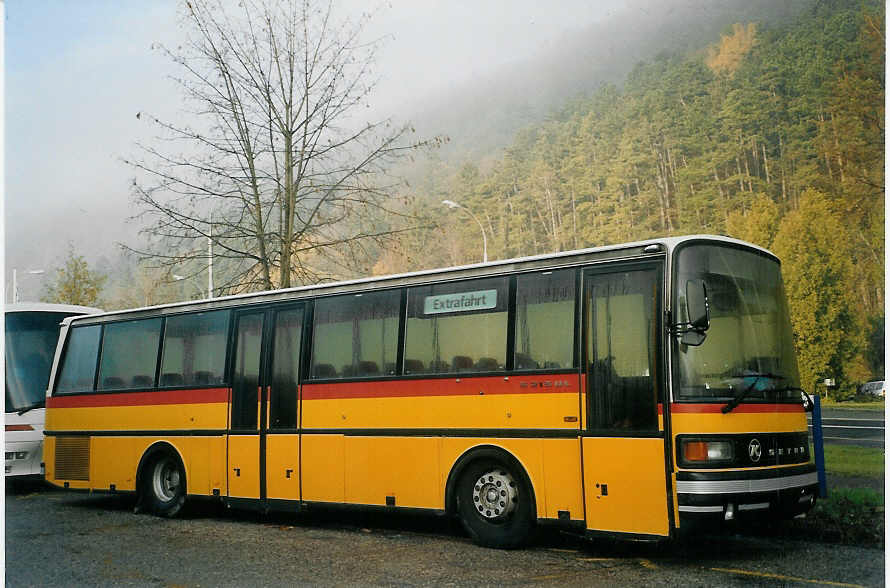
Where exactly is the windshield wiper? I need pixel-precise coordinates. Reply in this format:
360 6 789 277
15 401 45 416
722 373 785 414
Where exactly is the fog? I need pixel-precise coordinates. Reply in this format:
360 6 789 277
4 0 797 301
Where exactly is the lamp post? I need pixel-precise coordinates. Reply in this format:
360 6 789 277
442 199 488 263
173 274 204 300
207 212 214 299
11 269 45 303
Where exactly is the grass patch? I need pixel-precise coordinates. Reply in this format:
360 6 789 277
790 488 884 547
821 444 885 478
821 399 885 411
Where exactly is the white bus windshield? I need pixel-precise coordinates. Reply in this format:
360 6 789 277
674 244 801 402
5 312 69 412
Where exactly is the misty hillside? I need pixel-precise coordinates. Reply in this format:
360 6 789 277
384 0 883 395
404 0 810 163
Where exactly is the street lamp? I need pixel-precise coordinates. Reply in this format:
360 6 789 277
442 199 488 263
173 274 204 300
11 269 45 303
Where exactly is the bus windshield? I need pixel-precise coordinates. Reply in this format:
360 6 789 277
674 244 801 403
5 312 69 412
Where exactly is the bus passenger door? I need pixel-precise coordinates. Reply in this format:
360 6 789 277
581 264 671 537
228 311 266 499
263 305 305 503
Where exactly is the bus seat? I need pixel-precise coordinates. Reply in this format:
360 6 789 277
514 353 538 370
132 375 153 388
194 371 214 385
404 359 425 374
429 360 449 373
452 356 474 372
312 363 337 378
341 365 355 377
102 376 125 389
358 361 379 376
160 373 184 387
475 357 499 371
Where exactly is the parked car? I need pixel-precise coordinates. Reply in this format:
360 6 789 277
858 380 885 397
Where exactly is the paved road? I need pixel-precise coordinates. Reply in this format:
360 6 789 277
5 483 884 587
808 407 885 448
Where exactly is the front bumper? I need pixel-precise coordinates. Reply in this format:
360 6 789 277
5 439 44 478
677 464 818 520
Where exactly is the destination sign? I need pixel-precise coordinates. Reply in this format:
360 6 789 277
423 289 498 315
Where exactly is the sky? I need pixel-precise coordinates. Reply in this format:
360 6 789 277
4 0 621 301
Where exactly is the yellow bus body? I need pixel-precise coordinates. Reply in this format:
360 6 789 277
43 236 817 545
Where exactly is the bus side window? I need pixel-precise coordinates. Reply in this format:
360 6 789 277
270 307 304 429
55 325 102 394
97 318 162 390
159 311 230 388
514 270 576 371
310 290 400 380
405 277 508 374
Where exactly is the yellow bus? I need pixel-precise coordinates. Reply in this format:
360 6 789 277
43 235 816 548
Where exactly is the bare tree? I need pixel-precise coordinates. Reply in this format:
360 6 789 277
125 0 435 293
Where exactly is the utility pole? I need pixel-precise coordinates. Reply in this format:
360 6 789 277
207 212 214 298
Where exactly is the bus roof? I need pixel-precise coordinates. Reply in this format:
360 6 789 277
4 303 102 315
62 234 774 325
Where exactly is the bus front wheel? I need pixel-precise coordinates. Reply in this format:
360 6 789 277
140 451 186 518
457 459 534 549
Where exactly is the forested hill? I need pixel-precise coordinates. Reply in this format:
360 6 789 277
407 0 810 163
394 0 884 394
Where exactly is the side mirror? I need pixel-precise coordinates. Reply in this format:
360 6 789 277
802 391 814 413
686 279 710 331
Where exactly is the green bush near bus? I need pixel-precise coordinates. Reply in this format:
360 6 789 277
791 488 884 547
791 444 885 547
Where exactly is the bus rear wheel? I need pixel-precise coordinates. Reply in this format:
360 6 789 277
140 451 186 518
457 459 534 549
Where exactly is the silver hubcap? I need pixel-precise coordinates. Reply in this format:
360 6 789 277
472 469 518 520
152 458 181 502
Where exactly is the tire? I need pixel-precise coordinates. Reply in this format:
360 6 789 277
140 451 186 518
456 459 535 549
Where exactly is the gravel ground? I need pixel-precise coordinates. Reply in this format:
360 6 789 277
5 481 885 587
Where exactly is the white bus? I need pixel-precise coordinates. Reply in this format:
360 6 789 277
5 303 100 479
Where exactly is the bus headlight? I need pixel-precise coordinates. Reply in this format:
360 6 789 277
679 438 734 466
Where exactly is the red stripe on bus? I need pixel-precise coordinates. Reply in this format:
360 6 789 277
669 403 804 414
46 387 229 409
302 374 580 401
